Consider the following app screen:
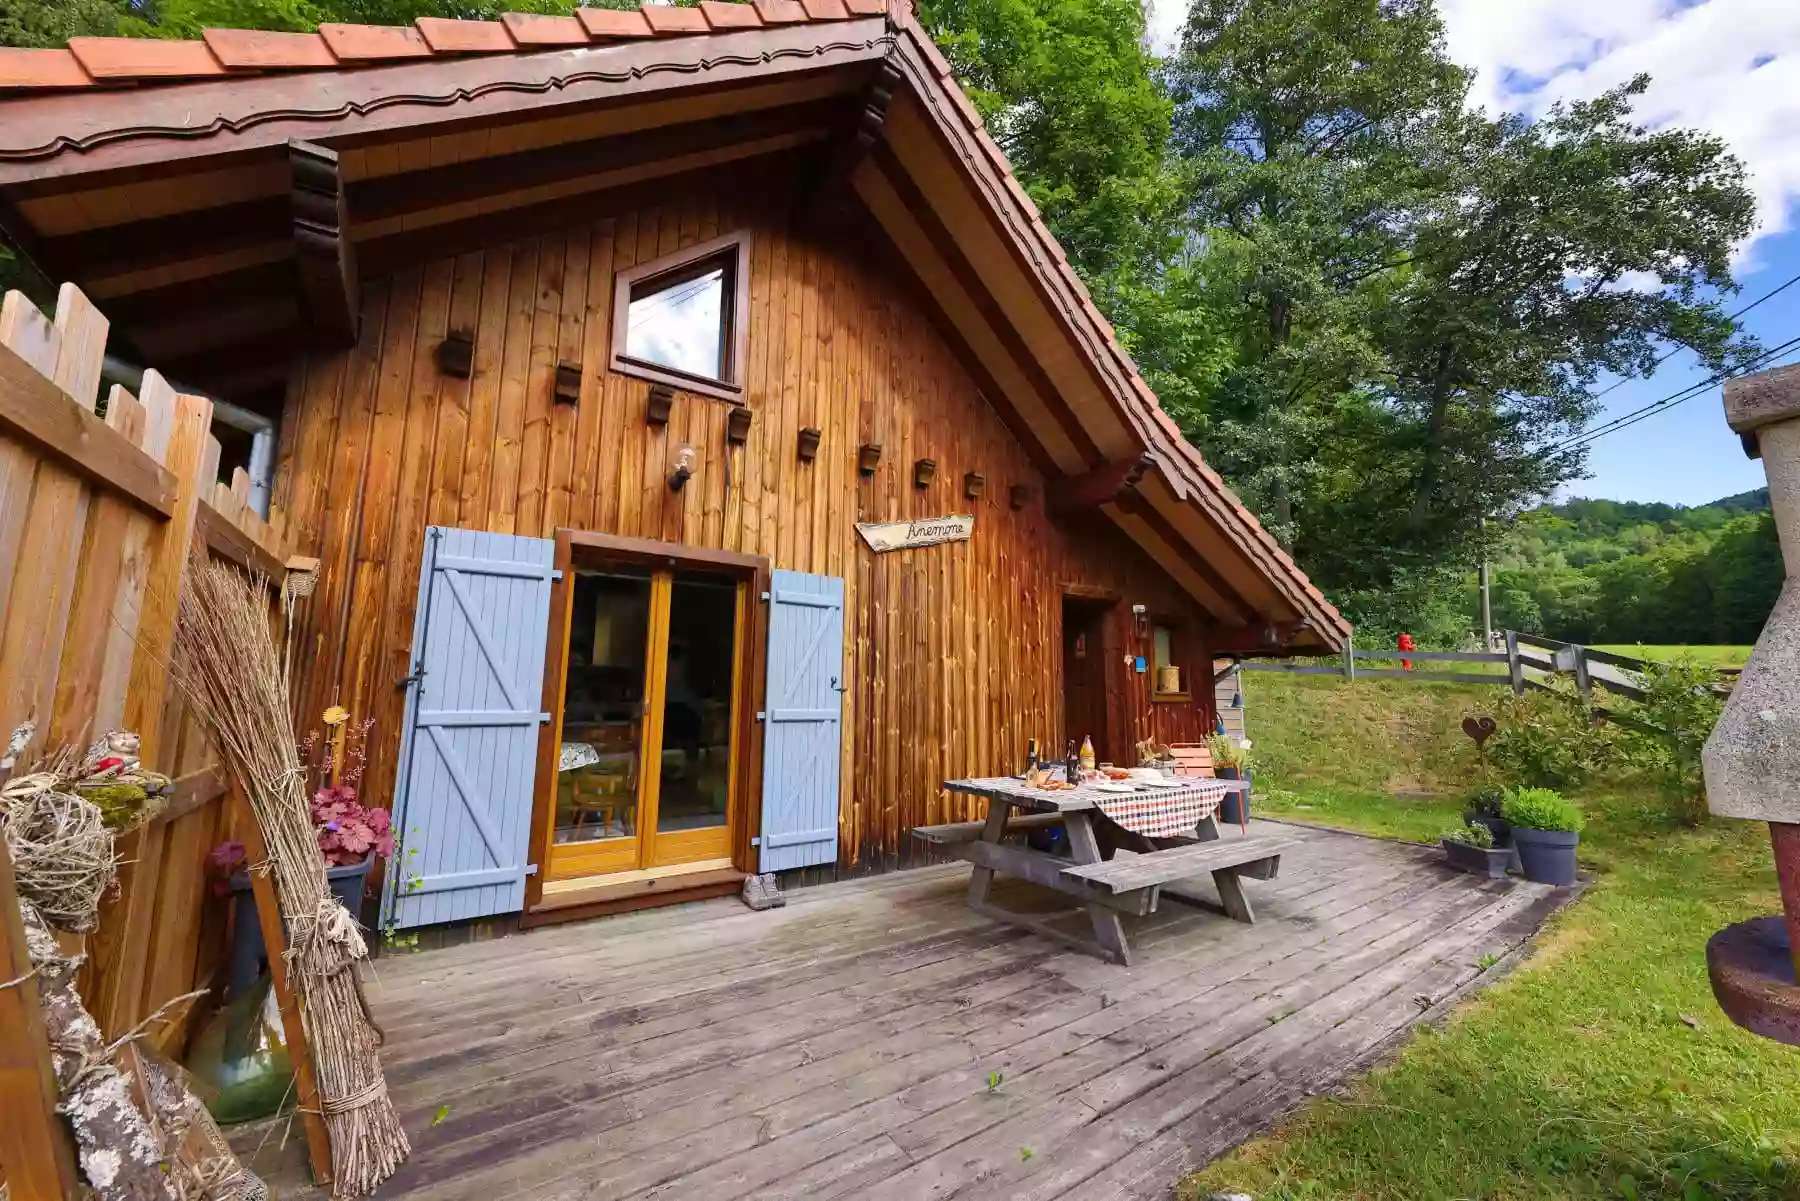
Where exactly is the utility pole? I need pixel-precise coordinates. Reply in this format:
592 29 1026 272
1478 514 1493 649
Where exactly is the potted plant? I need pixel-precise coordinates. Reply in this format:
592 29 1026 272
1440 821 1510 880
1463 783 1519 871
1502 787 1584 886
1208 735 1252 826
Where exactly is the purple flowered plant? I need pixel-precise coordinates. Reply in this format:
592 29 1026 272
308 782 395 866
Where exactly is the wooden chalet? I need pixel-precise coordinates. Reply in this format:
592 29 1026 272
0 0 1348 928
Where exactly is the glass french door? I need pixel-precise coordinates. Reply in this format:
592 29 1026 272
546 565 743 881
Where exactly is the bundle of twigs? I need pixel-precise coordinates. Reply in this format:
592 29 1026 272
171 558 408 1197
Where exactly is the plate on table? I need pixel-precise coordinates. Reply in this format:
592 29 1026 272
1136 777 1185 788
1093 781 1139 794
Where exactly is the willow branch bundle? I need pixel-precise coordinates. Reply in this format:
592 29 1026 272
171 559 408 1197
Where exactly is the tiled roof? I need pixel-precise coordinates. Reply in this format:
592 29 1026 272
0 0 887 92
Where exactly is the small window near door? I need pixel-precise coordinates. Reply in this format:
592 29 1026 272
611 231 750 402
1152 624 1187 698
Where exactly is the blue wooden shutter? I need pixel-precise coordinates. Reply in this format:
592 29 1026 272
758 570 845 872
384 527 554 929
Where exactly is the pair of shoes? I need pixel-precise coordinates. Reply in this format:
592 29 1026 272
741 872 787 911
741 872 782 911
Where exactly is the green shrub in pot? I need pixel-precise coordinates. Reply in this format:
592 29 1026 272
1440 820 1509 879
1502 787 1583 885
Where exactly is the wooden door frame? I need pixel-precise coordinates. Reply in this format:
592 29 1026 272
1060 589 1124 765
525 529 770 916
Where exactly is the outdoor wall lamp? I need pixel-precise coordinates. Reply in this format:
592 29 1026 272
798 427 823 461
858 443 883 477
1009 484 1033 510
963 472 986 500
1131 603 1148 639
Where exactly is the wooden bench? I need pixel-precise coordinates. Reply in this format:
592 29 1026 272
1061 835 1294 924
912 812 1067 845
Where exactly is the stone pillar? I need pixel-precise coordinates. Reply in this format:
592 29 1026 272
1703 363 1800 1043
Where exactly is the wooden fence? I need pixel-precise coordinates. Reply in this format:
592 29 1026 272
0 283 300 1199
1236 632 1738 736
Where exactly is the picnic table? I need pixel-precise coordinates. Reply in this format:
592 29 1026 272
915 774 1293 965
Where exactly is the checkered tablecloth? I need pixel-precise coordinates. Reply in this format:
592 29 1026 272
1091 778 1230 838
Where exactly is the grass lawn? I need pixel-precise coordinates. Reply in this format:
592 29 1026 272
1591 644 1754 668
1184 674 1800 1200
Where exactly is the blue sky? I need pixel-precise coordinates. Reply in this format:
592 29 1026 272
1147 0 1800 508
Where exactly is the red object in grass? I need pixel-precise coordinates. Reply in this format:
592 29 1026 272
1398 632 1416 672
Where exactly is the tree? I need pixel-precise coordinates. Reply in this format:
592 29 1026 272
1162 0 1757 640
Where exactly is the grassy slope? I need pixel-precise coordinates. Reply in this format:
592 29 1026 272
1185 673 1800 1201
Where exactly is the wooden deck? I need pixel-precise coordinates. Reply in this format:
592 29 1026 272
234 820 1573 1200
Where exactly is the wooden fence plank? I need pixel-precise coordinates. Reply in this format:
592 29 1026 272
0 839 83 1201
123 391 214 765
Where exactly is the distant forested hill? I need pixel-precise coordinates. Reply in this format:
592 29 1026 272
1485 492 1782 645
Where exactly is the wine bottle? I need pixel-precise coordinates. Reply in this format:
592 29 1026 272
1024 737 1039 775
1064 740 1079 784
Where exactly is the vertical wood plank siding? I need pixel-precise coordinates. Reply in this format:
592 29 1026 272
275 182 1214 874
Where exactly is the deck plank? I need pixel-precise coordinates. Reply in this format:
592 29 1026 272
231 822 1572 1201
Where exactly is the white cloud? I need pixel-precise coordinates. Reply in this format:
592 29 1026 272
1146 0 1800 259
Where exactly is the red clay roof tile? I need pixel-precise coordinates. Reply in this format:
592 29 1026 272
844 0 887 14
699 1 765 29
415 17 518 54
0 48 94 89
800 0 852 18
201 28 336 70
642 5 711 34
753 0 810 24
68 37 228 80
576 7 656 38
317 23 433 61
499 13 590 46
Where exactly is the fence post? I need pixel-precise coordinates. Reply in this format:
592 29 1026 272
1570 643 1593 704
1505 630 1524 695
1342 635 1355 681
0 839 83 1201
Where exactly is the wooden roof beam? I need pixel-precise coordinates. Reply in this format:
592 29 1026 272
290 140 358 348
1047 453 1150 515
800 60 901 220
1110 489 1260 627
869 141 1102 469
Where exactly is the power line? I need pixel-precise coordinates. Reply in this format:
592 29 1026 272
1546 330 1800 455
1582 267 1800 407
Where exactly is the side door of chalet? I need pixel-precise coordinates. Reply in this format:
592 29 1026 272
758 570 845 873
384 527 554 929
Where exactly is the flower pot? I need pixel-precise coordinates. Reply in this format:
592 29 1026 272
1464 813 1521 872
226 852 376 1000
1510 826 1579 886
1219 768 1251 827
1441 838 1511 880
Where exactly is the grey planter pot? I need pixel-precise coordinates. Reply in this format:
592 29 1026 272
1464 813 1522 872
1441 838 1511 880
228 852 376 1000
1511 826 1580 886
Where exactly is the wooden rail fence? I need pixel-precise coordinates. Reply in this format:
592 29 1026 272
0 283 320 1199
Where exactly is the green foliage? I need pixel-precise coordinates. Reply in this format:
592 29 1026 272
1207 733 1245 767
1441 820 1492 849
1614 654 1725 824
1491 496 1782 646
1483 686 1616 792
1464 783 1506 820
1502 786 1584 833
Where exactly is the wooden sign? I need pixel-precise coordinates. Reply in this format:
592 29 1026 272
856 514 974 553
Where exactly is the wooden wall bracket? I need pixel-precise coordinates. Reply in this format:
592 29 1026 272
802 59 904 218
1049 453 1152 515
290 139 360 349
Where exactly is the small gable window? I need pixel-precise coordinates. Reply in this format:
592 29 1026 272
611 230 750 402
